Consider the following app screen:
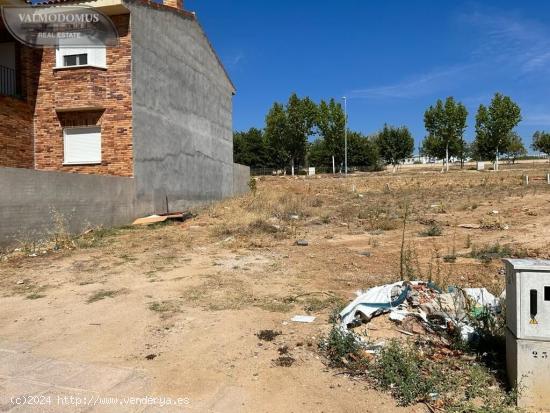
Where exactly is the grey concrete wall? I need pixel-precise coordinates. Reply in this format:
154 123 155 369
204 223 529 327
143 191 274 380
233 163 250 196
127 2 236 212
0 167 145 247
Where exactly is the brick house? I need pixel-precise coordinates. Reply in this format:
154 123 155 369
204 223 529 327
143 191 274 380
0 0 240 211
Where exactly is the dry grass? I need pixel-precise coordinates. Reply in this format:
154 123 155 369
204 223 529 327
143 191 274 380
181 273 254 311
148 300 182 314
2 163 550 412
193 168 550 290
87 289 127 304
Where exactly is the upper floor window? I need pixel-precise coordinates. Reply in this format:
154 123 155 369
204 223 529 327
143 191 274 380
63 53 88 67
55 46 106 69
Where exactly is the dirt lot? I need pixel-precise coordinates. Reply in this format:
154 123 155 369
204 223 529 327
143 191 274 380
1 163 550 412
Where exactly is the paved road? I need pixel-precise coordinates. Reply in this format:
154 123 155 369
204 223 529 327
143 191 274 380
0 341 153 413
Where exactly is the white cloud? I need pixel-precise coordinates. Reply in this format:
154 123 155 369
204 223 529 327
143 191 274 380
347 7 550 104
349 65 472 99
225 51 245 69
523 113 550 126
458 8 550 74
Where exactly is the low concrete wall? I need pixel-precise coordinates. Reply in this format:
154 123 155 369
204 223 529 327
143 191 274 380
233 163 250 196
0 167 146 247
0 164 248 247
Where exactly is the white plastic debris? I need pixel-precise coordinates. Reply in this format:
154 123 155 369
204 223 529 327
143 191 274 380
459 323 476 342
462 288 500 310
388 311 407 322
340 281 416 328
291 315 316 323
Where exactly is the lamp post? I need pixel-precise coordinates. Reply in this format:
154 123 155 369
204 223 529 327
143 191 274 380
342 96 348 176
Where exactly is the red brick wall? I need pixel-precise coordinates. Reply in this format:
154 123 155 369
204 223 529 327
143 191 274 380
0 31 40 169
0 95 33 168
163 0 183 10
33 14 133 176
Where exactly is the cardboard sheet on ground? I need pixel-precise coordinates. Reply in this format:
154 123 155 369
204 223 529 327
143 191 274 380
132 212 193 226
132 215 167 225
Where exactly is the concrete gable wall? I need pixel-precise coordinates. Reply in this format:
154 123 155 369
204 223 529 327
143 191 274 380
127 2 235 212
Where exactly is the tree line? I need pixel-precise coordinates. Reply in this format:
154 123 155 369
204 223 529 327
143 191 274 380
421 93 550 170
234 92 550 173
234 93 414 174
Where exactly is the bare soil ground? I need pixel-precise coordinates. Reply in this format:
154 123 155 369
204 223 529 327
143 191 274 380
1 163 550 412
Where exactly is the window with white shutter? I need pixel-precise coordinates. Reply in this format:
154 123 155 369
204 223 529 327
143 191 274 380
63 126 102 165
55 42 106 68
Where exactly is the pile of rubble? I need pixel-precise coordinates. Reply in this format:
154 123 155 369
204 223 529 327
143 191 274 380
339 281 500 344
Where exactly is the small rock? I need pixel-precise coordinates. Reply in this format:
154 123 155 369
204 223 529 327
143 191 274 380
359 251 371 257
145 354 157 360
458 223 481 229
289 214 300 220
295 240 309 246
16 280 24 285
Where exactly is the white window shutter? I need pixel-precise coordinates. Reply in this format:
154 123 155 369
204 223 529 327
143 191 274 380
64 127 102 164
89 47 107 67
56 41 106 68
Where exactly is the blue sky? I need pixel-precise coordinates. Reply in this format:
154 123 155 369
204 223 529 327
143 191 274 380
186 1 550 152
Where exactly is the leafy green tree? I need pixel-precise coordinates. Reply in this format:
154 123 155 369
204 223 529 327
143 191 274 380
421 97 468 172
420 134 440 160
317 98 345 173
347 131 380 170
375 124 415 171
233 128 269 168
308 131 380 171
457 139 471 168
473 93 522 170
233 131 248 165
503 132 527 164
264 102 289 170
532 131 550 161
307 139 331 168
264 94 318 174
285 93 318 175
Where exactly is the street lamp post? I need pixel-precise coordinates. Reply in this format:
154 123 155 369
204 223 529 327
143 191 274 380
342 96 348 176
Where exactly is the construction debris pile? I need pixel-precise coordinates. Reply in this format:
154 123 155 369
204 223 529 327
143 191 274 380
328 282 520 411
339 281 500 345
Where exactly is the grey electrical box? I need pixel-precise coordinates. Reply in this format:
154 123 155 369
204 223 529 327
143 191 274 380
505 259 550 410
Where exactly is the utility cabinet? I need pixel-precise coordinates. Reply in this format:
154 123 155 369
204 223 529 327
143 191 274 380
505 259 550 410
